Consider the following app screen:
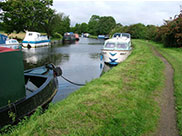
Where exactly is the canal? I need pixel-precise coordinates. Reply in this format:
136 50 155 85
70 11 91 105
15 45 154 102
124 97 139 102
23 37 106 102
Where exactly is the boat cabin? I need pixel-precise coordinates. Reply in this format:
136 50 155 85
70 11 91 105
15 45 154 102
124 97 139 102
103 38 132 51
23 31 49 41
5 39 19 45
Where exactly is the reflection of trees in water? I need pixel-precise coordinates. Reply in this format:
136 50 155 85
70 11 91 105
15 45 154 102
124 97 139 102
89 53 100 59
100 63 113 76
23 53 69 70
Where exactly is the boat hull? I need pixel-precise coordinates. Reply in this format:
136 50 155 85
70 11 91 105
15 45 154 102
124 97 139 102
22 41 51 48
0 66 58 128
0 44 22 50
102 49 132 65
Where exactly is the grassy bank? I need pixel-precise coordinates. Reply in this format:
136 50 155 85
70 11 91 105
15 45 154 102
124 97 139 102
88 35 98 39
2 40 165 136
0 32 25 40
148 41 182 136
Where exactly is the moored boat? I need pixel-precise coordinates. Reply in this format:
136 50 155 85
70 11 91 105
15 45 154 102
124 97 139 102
22 31 51 48
101 33 132 65
98 35 109 40
63 32 76 43
82 33 90 38
0 34 22 50
0 47 61 128
74 33 79 41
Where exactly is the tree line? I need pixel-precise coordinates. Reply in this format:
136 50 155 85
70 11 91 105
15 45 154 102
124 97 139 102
0 0 182 47
0 0 70 38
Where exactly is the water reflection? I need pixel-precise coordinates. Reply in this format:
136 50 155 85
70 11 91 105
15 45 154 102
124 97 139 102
22 37 110 103
23 47 66 69
100 63 113 76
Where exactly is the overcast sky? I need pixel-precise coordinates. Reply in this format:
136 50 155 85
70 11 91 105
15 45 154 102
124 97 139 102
53 1 182 26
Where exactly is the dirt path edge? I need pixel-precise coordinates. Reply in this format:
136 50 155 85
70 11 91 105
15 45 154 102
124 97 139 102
151 46 179 136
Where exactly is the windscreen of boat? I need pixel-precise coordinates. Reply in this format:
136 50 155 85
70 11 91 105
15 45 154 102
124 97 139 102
105 42 115 48
113 33 121 38
122 33 130 38
11 40 18 43
28 33 33 36
117 43 127 49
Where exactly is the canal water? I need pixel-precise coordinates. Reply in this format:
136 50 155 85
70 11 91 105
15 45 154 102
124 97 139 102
23 37 107 102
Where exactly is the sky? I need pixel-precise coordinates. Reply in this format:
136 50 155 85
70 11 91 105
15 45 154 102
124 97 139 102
53 1 182 26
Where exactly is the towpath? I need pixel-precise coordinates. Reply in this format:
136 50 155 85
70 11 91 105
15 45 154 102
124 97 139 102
151 46 179 136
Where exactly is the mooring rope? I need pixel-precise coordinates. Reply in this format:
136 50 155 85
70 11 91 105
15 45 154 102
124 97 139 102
61 75 85 86
45 63 85 86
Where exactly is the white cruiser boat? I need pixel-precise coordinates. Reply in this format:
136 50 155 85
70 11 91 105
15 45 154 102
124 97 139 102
0 34 21 50
22 31 51 48
101 33 132 65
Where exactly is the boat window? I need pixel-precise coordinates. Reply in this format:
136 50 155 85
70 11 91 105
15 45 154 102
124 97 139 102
29 33 33 36
105 42 115 48
113 33 121 38
12 40 17 43
122 33 130 38
117 43 127 49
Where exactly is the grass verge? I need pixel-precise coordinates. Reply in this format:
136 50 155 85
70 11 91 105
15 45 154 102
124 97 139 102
148 41 182 136
1 39 165 136
88 35 98 39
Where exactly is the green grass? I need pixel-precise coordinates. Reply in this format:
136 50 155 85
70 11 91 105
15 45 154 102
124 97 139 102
1 39 165 136
88 35 98 39
147 41 182 136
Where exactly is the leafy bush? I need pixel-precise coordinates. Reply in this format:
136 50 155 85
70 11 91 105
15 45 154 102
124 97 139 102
155 13 182 47
52 32 62 39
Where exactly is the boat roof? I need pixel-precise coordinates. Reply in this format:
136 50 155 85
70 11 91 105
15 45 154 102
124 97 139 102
0 47 17 53
105 37 130 44
112 33 131 38
25 31 41 35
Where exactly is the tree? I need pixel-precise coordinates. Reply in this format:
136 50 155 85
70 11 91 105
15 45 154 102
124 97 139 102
145 25 157 40
51 13 70 35
160 15 182 47
73 23 81 33
127 23 147 39
0 22 4 31
97 16 116 35
0 0 54 36
79 23 88 33
88 15 100 35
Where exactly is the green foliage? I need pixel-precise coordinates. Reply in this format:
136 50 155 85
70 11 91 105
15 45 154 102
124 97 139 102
97 16 116 35
2 40 165 136
128 23 147 39
145 25 157 40
72 22 88 34
0 22 5 31
109 25 129 37
154 12 182 48
0 0 54 35
88 15 100 35
50 13 70 36
52 32 62 39
72 15 116 35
